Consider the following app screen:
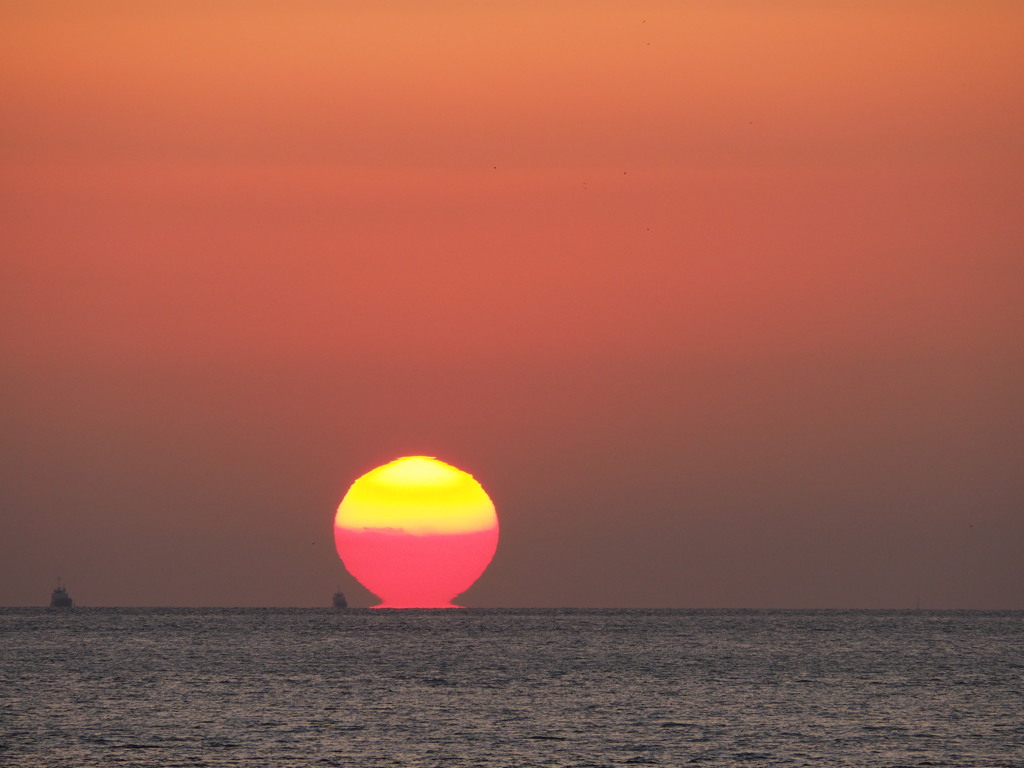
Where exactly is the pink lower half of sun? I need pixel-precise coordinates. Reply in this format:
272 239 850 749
334 526 498 608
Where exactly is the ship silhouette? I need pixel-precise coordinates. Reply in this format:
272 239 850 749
50 578 73 608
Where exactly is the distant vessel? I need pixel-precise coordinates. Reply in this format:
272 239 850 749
332 591 348 609
50 578 73 608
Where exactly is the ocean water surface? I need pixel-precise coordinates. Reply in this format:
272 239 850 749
1 608 1021 767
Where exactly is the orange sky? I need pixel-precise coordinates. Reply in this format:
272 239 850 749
2 2 1022 607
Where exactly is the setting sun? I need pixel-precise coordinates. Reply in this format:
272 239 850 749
334 457 499 608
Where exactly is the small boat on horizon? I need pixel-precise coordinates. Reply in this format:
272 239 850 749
332 591 348 609
50 578 73 608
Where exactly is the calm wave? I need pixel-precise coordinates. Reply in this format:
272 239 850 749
1 609 1021 767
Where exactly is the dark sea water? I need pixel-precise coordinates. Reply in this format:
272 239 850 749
1 609 1021 767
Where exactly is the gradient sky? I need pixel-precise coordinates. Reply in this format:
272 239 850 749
2 1 1022 608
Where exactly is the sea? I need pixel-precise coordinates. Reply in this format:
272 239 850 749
1 608 1021 767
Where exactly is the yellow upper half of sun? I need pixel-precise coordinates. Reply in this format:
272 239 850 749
335 456 497 536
